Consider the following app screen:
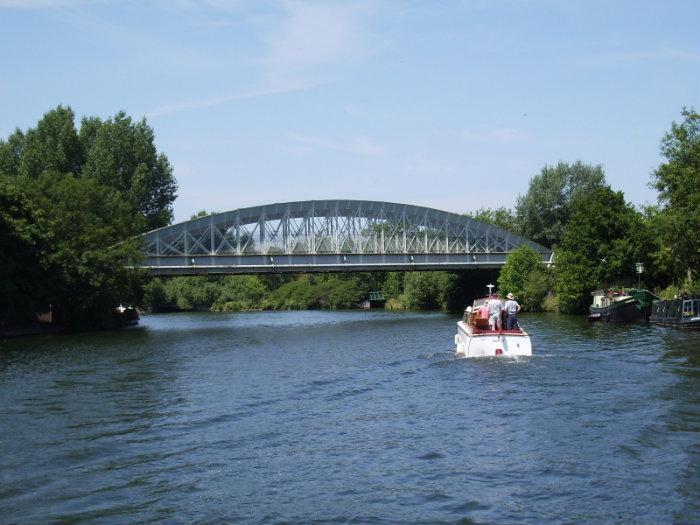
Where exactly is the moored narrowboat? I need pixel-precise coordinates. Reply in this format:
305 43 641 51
650 297 700 329
588 288 657 322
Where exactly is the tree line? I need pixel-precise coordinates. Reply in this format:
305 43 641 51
142 270 500 314
1 106 698 327
478 107 699 313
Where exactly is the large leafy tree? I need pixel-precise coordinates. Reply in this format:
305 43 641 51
1 105 177 329
25 172 144 328
0 174 50 324
651 107 700 284
554 186 652 313
82 111 177 230
516 161 606 248
19 105 83 179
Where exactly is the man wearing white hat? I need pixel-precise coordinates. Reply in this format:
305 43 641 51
504 293 521 330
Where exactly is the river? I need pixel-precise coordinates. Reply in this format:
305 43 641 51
1 311 699 523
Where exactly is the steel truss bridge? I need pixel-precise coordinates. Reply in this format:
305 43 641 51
136 200 552 275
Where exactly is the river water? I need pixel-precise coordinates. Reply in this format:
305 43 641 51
1 311 699 524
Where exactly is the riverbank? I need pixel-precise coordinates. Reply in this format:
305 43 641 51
144 271 499 314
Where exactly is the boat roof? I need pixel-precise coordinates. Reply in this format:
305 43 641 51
472 296 500 307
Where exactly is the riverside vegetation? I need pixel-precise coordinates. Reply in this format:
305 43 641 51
1 106 698 329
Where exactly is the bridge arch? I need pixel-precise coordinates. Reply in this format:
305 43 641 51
137 199 551 275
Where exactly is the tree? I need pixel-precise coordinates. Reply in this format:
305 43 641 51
0 106 178 330
82 111 177 230
78 116 103 157
25 172 144 328
554 186 652 313
651 107 700 284
497 245 550 310
0 129 25 178
190 210 218 220
516 161 606 248
402 271 458 310
212 276 267 311
466 207 519 233
0 174 50 324
19 106 83 179
383 272 405 299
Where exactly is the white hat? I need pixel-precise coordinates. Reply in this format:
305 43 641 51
507 293 514 299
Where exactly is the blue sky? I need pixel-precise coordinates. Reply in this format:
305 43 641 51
1 0 698 223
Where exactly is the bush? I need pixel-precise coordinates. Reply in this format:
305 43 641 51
498 245 550 310
402 272 457 310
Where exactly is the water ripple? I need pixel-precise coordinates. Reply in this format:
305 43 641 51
1 311 699 523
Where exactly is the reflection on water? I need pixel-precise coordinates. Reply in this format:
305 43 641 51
1 311 699 523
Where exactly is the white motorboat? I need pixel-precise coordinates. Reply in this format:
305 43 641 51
455 294 532 358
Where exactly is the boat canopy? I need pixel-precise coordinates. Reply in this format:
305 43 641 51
683 299 700 317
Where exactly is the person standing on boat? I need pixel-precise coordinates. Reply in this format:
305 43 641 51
504 293 521 330
487 294 503 330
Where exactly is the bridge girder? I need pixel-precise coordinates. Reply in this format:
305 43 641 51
136 200 551 275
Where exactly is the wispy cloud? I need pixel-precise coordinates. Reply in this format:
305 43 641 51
52 4 216 71
146 82 326 117
146 1 378 117
460 128 533 144
262 1 376 84
576 49 700 66
289 133 383 157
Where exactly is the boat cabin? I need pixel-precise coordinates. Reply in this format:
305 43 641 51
463 297 521 334
650 296 700 328
683 299 700 318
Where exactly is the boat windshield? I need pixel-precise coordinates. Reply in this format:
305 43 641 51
472 298 488 308
683 300 700 317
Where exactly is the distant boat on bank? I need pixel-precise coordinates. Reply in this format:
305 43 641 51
650 297 700 329
587 288 658 322
115 305 140 326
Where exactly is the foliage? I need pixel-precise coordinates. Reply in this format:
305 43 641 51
650 107 700 283
522 270 551 312
190 210 218 220
554 186 652 313
541 293 558 312
497 245 550 310
24 172 144 328
143 278 168 312
552 250 594 314
0 129 25 178
401 271 459 310
0 106 176 329
0 174 50 324
19 106 83 179
265 274 371 310
466 207 519 233
656 279 700 300
150 276 220 311
82 111 177 230
143 270 477 313
516 161 606 248
212 276 268 311
383 272 404 299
